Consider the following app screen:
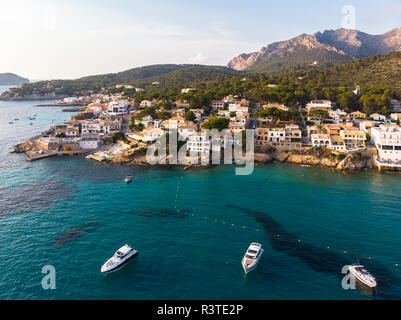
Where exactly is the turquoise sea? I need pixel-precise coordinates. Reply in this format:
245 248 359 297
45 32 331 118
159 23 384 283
0 86 401 300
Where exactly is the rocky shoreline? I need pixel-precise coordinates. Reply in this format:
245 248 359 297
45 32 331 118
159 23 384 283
13 139 378 172
254 146 378 172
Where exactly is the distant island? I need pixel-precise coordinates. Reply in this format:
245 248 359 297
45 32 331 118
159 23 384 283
0 73 29 86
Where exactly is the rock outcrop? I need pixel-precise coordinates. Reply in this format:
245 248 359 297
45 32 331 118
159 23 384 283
13 140 37 154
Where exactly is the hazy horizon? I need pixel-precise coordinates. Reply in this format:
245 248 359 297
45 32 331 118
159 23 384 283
1 0 401 80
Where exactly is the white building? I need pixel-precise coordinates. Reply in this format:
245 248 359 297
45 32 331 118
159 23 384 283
107 101 128 115
371 124 401 163
266 128 285 143
178 124 196 139
187 132 211 156
228 103 249 115
63 97 80 104
391 99 401 112
162 116 186 130
82 120 101 135
370 113 386 122
181 88 196 94
129 128 164 143
140 100 156 108
79 134 100 150
306 100 333 112
211 100 225 109
311 134 330 148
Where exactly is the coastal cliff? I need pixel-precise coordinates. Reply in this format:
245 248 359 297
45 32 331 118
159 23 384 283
0 91 67 101
13 139 378 172
13 139 37 154
255 146 378 172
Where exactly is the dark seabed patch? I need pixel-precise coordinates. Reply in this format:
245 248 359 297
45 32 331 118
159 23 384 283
0 179 76 217
53 222 99 247
229 204 399 297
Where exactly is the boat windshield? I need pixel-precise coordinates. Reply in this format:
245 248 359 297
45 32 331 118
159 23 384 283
356 267 369 275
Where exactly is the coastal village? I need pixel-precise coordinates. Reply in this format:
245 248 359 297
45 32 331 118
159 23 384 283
14 84 401 172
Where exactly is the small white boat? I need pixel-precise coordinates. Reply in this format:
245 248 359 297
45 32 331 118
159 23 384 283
242 243 263 274
349 264 377 288
124 175 133 183
101 244 138 273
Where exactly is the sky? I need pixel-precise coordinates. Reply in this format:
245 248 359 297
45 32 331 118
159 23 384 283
1 0 401 80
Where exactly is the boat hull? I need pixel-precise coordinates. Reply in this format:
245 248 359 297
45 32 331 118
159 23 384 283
101 250 138 273
349 268 377 288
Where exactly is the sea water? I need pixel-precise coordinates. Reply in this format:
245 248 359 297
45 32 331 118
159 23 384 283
0 96 400 300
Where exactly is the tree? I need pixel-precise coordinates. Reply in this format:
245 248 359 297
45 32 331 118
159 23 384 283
308 109 329 121
202 117 229 130
185 110 196 122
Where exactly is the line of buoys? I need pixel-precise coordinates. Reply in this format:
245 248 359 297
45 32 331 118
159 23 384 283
174 177 401 269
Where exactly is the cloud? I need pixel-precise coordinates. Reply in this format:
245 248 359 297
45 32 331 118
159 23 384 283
188 53 208 64
213 22 233 38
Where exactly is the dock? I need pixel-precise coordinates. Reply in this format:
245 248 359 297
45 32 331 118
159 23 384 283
34 103 82 107
25 149 92 162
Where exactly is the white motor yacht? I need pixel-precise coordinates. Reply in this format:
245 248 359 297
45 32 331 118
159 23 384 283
242 243 263 274
348 264 377 288
101 244 138 273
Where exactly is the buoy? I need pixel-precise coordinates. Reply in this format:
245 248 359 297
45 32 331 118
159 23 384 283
344 251 347 254
327 246 331 249
231 224 235 227
396 264 399 267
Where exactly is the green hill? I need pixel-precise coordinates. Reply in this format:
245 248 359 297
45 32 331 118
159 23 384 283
298 51 401 89
0 73 29 85
7 64 238 97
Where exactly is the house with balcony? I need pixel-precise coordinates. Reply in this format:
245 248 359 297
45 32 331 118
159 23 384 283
311 134 331 148
340 129 367 151
371 124 401 169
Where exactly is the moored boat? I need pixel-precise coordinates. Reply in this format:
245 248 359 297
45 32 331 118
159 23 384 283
101 244 138 273
242 242 263 274
349 264 377 288
125 175 133 183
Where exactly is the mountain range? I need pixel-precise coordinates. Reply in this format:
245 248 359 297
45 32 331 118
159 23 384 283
227 28 401 73
0 73 29 86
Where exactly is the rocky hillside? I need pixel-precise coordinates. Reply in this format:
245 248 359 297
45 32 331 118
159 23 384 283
228 27 401 73
0 73 29 85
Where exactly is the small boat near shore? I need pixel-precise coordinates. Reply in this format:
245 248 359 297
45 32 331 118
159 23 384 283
349 264 377 288
242 243 263 274
125 175 133 183
101 244 138 273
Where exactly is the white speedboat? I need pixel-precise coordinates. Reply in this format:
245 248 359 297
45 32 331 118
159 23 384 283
124 175 133 183
349 264 377 288
101 244 138 273
242 243 263 274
